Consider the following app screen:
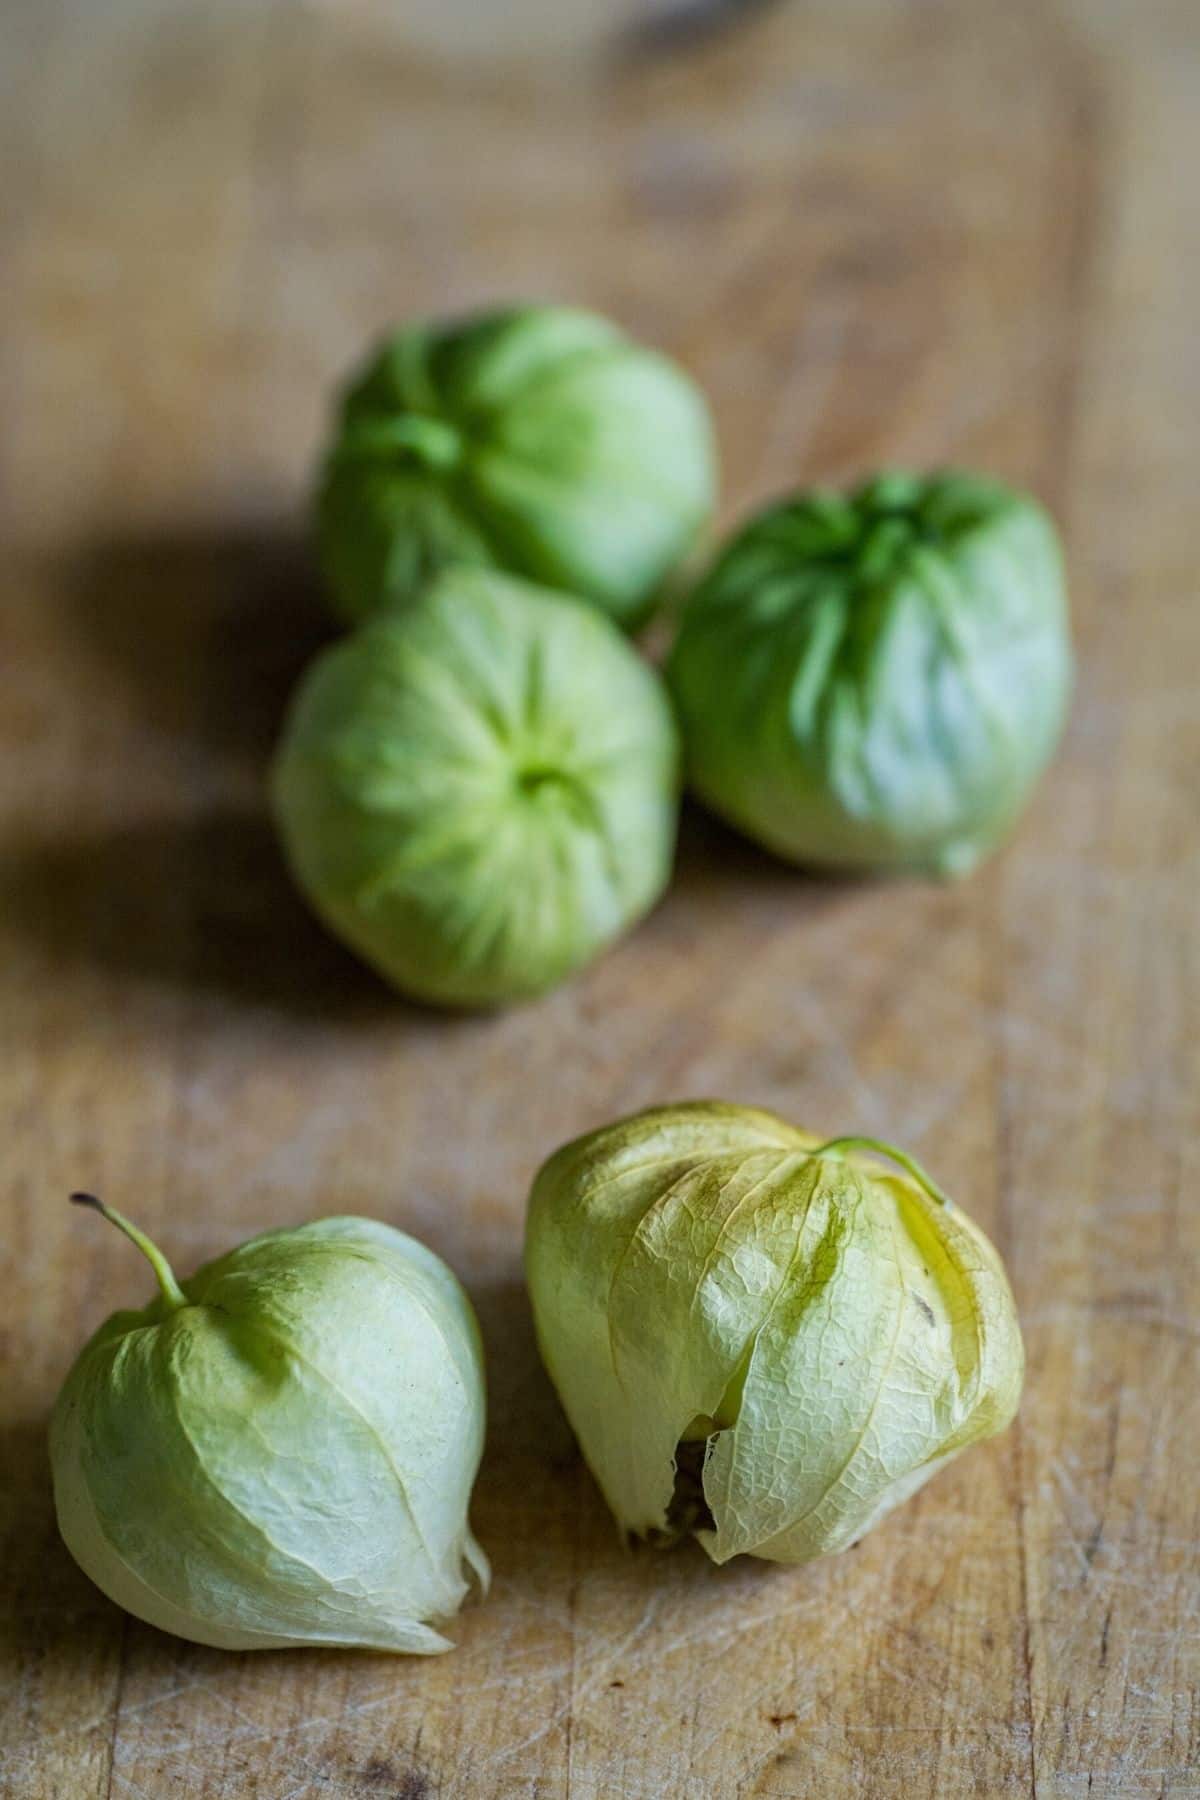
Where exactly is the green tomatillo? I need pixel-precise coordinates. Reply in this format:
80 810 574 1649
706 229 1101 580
51 1198 488 1653
317 303 716 631
525 1101 1023 1565
271 566 680 1008
667 471 1072 876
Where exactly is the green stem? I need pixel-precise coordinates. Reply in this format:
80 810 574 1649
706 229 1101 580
331 415 462 471
804 1137 952 1208
70 1193 188 1309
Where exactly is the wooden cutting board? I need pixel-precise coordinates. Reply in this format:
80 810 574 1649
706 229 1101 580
2 2 1196 1794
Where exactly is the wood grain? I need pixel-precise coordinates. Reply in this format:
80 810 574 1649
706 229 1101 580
1 2 1197 1795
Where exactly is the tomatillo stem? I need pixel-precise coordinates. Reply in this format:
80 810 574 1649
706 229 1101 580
70 1193 188 1310
805 1137 952 1208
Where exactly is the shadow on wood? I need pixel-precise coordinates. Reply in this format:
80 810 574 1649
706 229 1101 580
3 808 400 1021
62 526 336 771
672 793 870 897
0 1419 124 1660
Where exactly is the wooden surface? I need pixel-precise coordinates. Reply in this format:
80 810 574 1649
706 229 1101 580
2 1 1198 1794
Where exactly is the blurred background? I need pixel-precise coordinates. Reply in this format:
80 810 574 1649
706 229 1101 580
7 0 1156 547
3 3 1197 1798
